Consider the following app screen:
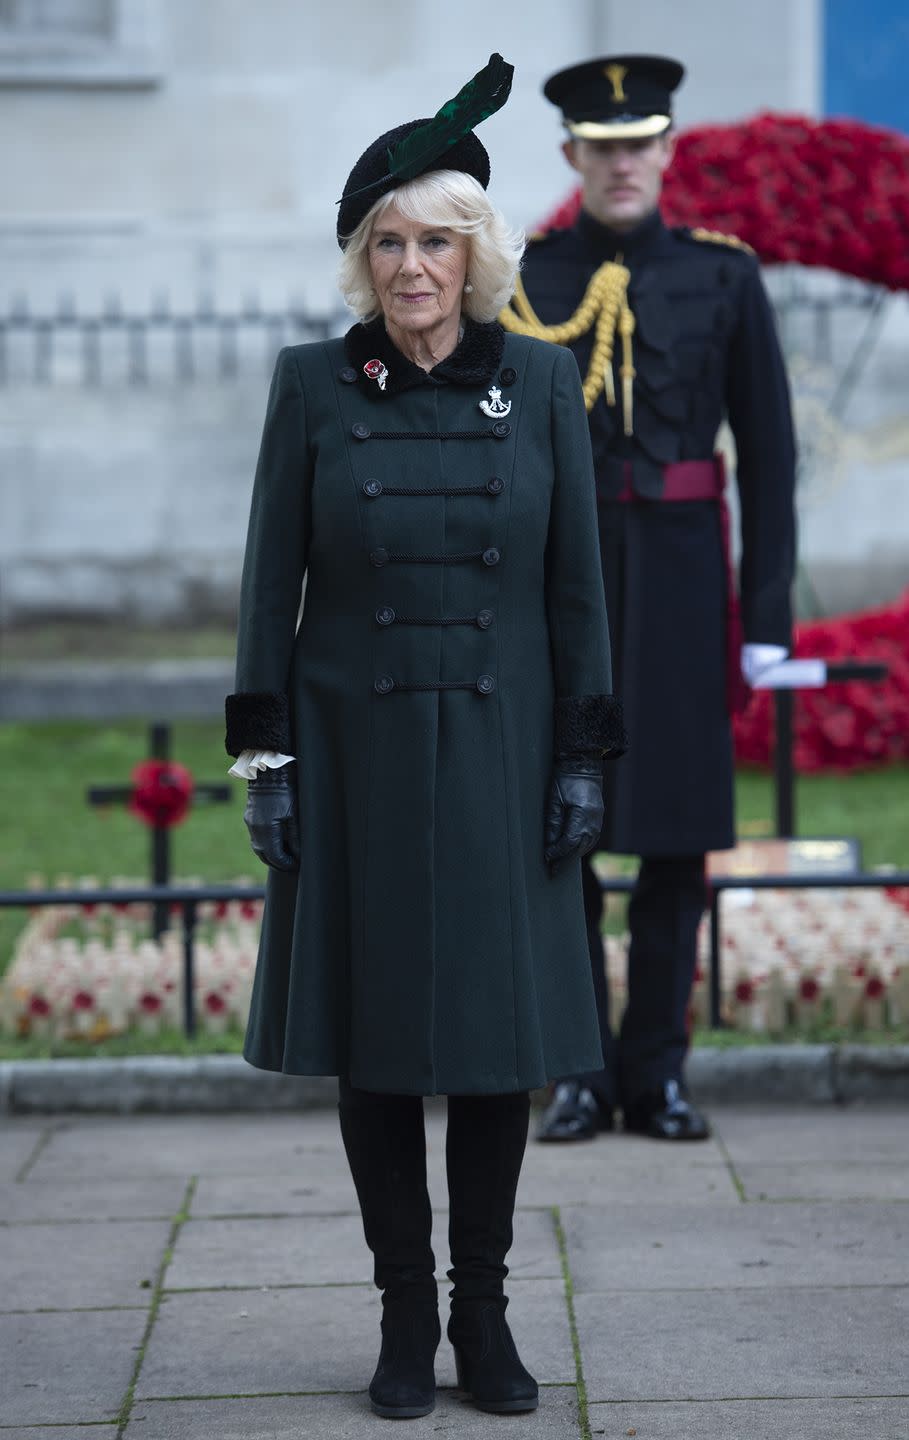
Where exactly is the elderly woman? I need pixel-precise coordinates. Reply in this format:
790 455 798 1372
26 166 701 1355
226 56 624 1421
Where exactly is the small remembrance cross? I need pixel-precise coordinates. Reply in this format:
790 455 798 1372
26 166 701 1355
87 722 231 939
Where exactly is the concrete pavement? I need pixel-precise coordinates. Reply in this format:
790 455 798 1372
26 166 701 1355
1 1105 908 1438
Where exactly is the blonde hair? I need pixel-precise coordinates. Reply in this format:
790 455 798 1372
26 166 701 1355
338 169 524 324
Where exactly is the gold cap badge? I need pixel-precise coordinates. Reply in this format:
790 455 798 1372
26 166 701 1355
604 63 629 102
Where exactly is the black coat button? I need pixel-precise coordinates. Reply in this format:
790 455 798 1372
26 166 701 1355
482 547 500 566
486 476 505 495
476 610 494 630
363 479 383 497
500 367 517 385
374 675 395 695
338 366 358 384
352 422 371 440
376 606 395 626
370 547 389 567
492 421 511 439
476 674 496 695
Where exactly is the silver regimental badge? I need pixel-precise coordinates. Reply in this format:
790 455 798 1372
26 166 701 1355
479 386 511 418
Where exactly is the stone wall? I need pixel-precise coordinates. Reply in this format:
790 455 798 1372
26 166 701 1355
4 0 905 625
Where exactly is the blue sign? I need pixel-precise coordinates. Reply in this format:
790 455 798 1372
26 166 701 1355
825 0 909 132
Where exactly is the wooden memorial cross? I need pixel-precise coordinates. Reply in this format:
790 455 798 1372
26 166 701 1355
87 722 232 939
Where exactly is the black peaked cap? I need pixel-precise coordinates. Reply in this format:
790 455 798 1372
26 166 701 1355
544 54 685 139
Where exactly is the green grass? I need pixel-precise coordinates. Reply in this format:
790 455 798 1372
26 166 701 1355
0 720 255 977
1 623 235 664
0 1025 247 1061
2 1024 904 1063
734 767 909 871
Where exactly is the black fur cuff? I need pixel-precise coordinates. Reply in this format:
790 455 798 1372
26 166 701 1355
555 695 627 759
225 691 291 757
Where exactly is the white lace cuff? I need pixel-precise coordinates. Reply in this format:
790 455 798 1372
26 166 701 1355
228 749 296 780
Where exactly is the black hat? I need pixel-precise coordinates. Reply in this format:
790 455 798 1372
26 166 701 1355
543 54 684 141
337 54 513 247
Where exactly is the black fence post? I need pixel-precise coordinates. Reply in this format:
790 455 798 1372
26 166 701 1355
150 723 171 940
182 898 198 1038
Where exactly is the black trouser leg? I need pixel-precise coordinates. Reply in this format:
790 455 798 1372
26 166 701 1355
566 854 619 1108
445 1091 538 1413
338 1081 439 1417
618 855 707 1103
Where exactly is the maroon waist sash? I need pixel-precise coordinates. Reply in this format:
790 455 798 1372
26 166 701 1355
612 454 749 715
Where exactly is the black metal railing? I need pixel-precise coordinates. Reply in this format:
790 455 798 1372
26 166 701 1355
1 872 907 1037
0 295 348 386
0 276 884 388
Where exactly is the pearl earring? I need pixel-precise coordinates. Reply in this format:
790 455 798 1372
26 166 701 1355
464 281 474 293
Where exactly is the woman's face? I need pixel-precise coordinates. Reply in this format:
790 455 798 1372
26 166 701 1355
367 203 469 335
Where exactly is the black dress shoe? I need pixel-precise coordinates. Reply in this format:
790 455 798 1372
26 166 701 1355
622 1080 711 1141
536 1082 613 1142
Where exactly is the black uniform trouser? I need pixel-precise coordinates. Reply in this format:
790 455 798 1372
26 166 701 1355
571 854 707 1109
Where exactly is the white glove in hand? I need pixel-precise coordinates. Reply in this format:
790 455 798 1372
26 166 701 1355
741 643 789 688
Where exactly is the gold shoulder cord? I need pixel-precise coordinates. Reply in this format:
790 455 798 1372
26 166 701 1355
689 227 756 256
499 259 636 431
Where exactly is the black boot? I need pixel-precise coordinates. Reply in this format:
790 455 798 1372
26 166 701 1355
446 1092 539 1414
338 1082 440 1418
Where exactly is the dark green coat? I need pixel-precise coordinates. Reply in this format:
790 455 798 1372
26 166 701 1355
226 318 623 1095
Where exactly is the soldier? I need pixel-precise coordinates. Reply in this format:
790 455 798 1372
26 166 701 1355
501 55 797 1142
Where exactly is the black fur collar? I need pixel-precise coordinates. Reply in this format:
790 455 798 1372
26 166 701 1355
344 316 505 399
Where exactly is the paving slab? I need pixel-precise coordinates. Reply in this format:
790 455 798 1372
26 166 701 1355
25 1113 344 1182
0 1217 170 1311
521 1132 738 1206
587 1397 909 1440
712 1105 909 1164
167 1206 560 1290
562 1201 909 1292
191 1168 361 1218
128 1388 580 1437
576 1285 909 1401
0 1431 119 1440
0 1177 187 1223
0 1124 47 1181
0 1308 147 1425
137 1278 574 1398
737 1160 909 1202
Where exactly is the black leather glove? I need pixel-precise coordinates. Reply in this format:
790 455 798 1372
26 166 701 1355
544 756 604 868
243 762 300 871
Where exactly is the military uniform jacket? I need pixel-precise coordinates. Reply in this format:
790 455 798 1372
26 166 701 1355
519 209 797 855
225 319 623 1095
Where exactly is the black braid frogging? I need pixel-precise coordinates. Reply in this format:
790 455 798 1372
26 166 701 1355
365 429 496 441
386 551 486 564
379 484 494 497
388 681 481 693
392 615 484 627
